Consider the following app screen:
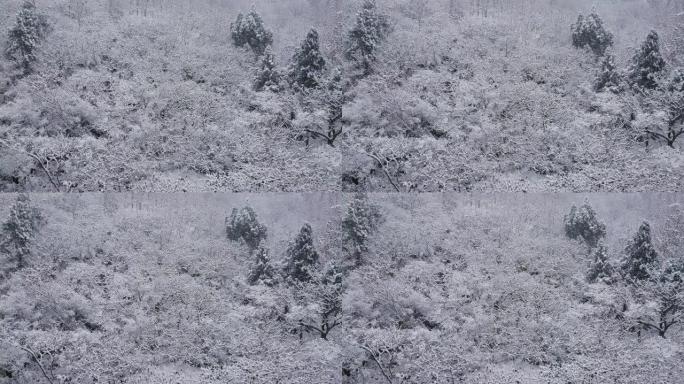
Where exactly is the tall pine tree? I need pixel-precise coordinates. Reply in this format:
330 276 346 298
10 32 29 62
226 206 267 251
571 12 613 56
247 246 277 286
253 45 281 92
587 242 614 284
628 31 667 90
5 1 49 73
346 0 391 72
283 223 319 282
564 202 607 249
1 194 41 270
594 54 623 93
230 9 273 55
289 29 326 89
622 222 659 281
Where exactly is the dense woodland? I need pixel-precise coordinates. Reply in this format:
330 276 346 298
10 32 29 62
0 0 683 192
0 193 683 383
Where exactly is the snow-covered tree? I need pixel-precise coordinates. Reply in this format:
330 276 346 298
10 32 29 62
247 246 277 286
652 68 684 147
1 194 41 270
571 12 613 56
564 202 607 249
5 1 49 73
226 206 267 251
302 68 345 146
621 222 659 282
289 29 326 89
342 193 382 266
345 0 391 72
594 54 623 93
628 30 667 90
282 223 319 282
631 259 683 338
658 203 684 259
587 242 614 284
230 9 273 56
253 46 281 92
297 264 344 340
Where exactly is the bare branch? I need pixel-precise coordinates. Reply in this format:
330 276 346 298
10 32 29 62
18 345 55 384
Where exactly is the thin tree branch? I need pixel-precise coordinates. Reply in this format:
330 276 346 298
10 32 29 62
19 346 54 384
359 344 394 384
0 139 60 191
365 153 401 192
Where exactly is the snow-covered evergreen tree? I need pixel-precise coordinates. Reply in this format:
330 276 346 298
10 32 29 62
564 202 607 249
1 194 41 270
622 222 659 282
289 29 326 89
5 1 49 73
571 12 613 56
226 206 267 251
253 45 280 92
283 223 319 282
628 30 667 90
247 246 277 286
230 9 273 56
594 54 623 93
587 243 614 284
345 0 391 72
342 193 382 266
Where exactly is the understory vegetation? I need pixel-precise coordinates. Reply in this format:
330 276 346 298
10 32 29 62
0 0 682 192
0 193 682 383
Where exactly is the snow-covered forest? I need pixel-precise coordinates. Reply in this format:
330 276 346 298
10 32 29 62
0 0 683 192
1 193 683 383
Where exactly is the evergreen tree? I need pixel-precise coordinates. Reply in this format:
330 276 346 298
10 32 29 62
628 31 667 90
571 11 613 56
230 9 273 55
5 1 49 73
289 29 326 89
587 242 614 284
226 206 267 251
594 54 623 93
247 246 277 286
283 223 319 282
1 194 41 270
253 45 280 92
564 202 607 248
346 0 391 72
298 264 344 340
622 222 659 281
342 193 382 266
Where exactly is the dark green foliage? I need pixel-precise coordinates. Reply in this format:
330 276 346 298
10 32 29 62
289 29 326 89
594 54 623 93
247 246 277 286
564 202 607 248
342 194 382 265
622 222 659 281
628 31 666 90
283 223 319 282
226 206 267 251
230 10 273 55
253 46 280 92
571 12 613 56
587 243 614 284
345 0 391 72
5 1 50 73
1 194 42 270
